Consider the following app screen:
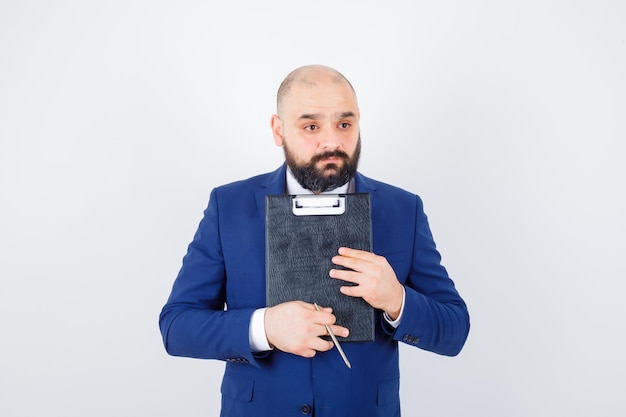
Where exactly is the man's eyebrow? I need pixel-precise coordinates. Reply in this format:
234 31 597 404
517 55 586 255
336 111 356 119
298 111 356 120
298 113 323 120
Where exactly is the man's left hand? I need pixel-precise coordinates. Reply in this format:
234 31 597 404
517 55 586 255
329 247 404 320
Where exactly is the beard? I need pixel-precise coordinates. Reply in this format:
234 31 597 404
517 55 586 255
284 136 361 194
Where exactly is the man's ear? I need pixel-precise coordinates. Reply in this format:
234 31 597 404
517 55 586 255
270 114 284 147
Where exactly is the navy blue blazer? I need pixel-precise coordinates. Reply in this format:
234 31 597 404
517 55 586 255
160 164 469 417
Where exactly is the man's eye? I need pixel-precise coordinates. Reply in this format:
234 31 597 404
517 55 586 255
305 125 318 131
339 122 350 129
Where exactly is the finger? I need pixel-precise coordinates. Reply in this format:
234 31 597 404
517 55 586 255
332 254 370 273
329 267 360 284
328 324 350 338
299 348 319 358
311 304 336 326
313 311 337 327
311 337 334 353
311 301 333 312
339 284 364 299
338 247 378 261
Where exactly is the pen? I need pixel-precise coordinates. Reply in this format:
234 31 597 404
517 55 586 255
314 303 351 369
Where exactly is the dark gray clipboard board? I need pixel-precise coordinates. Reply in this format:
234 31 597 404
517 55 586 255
265 193 374 342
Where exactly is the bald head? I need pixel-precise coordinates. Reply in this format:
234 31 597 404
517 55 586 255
276 65 357 117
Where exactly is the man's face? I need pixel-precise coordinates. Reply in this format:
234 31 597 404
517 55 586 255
272 72 361 193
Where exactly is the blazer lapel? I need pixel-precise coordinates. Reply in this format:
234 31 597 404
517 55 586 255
354 171 377 194
255 164 287 215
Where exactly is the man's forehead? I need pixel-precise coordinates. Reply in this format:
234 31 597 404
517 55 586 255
284 79 357 112
278 66 357 116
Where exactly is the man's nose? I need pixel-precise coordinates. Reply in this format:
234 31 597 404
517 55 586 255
318 130 341 151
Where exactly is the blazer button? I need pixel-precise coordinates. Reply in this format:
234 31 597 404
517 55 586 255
300 404 312 414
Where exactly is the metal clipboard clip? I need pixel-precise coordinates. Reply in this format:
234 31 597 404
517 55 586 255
292 194 346 216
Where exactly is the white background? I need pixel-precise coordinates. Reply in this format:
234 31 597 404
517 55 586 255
1 1 625 416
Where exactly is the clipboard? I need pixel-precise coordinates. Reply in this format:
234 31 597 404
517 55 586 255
265 193 374 342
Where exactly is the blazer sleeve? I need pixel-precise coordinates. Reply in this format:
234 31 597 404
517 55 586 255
159 188 261 366
387 195 470 356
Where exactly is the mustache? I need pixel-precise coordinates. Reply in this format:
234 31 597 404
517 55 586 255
310 150 351 164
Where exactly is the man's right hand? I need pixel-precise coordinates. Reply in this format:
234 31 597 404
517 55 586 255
264 301 349 358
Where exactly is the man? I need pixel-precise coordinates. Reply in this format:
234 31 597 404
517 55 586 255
159 65 470 416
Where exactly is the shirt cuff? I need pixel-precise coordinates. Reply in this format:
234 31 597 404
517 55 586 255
249 308 273 352
383 286 406 328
